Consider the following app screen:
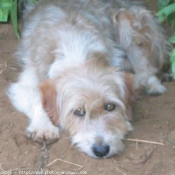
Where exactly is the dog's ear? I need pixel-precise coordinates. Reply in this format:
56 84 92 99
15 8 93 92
123 73 135 120
39 80 59 126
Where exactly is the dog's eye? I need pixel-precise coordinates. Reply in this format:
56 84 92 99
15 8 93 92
104 103 116 112
73 108 86 117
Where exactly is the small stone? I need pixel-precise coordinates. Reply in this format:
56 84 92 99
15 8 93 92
167 130 175 146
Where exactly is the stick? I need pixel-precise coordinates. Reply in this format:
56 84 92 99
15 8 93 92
125 138 164 145
112 159 126 175
36 142 49 174
0 62 7 74
47 158 83 170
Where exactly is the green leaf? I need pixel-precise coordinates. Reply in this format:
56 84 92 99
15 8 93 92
9 0 19 38
29 0 36 4
2 2 13 8
158 0 171 10
170 49 175 78
172 62 175 78
0 0 13 9
0 8 9 21
170 48 175 63
169 34 175 43
156 3 175 22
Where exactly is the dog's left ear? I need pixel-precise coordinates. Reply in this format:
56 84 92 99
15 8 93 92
39 80 59 126
123 73 135 120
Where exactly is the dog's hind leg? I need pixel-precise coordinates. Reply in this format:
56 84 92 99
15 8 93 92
112 7 171 95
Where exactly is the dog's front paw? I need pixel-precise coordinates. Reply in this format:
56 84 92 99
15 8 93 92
26 122 59 144
146 76 167 95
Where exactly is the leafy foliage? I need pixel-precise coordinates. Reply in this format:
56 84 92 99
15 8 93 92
157 0 175 78
0 0 19 38
0 0 36 39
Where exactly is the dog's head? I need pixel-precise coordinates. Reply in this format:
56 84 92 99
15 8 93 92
40 56 134 158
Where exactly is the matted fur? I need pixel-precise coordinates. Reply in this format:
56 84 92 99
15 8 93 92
8 0 170 158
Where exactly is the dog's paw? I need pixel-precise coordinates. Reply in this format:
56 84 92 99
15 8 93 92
147 83 167 95
146 76 167 95
26 122 59 144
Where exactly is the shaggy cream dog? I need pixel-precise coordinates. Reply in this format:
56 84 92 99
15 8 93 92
8 0 170 158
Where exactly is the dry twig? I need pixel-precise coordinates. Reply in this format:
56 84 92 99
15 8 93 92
126 138 164 145
35 142 49 175
132 147 154 165
0 62 7 74
47 158 83 170
112 158 126 175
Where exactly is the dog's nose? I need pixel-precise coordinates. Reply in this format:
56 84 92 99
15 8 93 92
92 144 110 158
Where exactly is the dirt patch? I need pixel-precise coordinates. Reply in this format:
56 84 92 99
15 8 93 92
0 1 175 175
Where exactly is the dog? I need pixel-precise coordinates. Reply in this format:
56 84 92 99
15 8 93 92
8 0 170 158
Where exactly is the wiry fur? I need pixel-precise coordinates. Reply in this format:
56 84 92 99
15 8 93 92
111 3 171 93
8 0 170 158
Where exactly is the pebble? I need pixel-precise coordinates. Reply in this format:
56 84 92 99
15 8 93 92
167 130 175 146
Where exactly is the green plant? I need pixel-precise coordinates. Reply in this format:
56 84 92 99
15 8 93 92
0 0 36 39
156 0 175 78
0 0 19 38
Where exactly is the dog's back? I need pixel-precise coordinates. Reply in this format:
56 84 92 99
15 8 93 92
18 0 125 80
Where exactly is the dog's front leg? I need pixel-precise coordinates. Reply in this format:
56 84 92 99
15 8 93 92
8 68 59 144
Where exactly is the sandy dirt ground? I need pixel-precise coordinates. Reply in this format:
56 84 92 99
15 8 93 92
0 1 175 175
